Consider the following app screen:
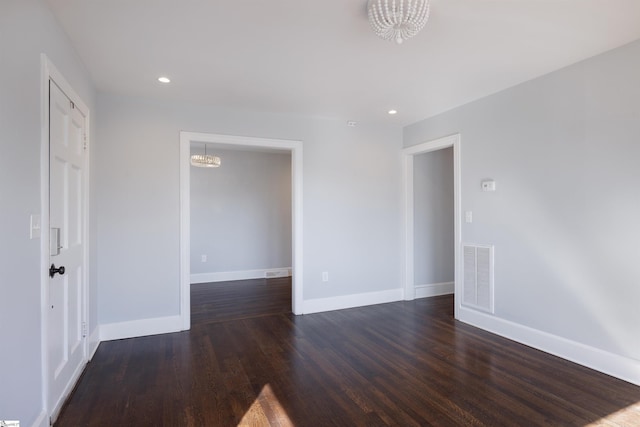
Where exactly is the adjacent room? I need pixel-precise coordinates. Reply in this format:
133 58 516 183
2 0 640 426
189 143 293 325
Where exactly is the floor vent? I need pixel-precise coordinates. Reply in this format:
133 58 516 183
265 269 290 278
462 244 494 313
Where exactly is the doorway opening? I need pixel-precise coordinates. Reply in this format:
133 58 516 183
402 134 461 318
179 132 303 330
189 144 292 325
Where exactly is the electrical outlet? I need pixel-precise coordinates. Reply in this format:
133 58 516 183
322 272 329 282
481 180 496 192
201 254 207 262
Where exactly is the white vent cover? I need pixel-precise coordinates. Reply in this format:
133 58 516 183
265 269 291 279
462 244 494 313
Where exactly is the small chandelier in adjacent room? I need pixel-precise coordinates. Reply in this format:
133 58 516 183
191 144 221 168
367 0 431 44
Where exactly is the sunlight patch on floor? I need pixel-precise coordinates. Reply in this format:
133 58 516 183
238 384 294 427
586 401 640 426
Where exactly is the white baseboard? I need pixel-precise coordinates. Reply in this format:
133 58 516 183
191 267 292 284
415 282 454 299
458 306 640 386
99 315 183 342
48 356 86 426
87 326 100 360
31 410 48 427
303 288 404 315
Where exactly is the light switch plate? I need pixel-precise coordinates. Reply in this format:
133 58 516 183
30 214 41 239
465 211 473 223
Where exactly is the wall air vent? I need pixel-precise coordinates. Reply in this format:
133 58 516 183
462 244 494 313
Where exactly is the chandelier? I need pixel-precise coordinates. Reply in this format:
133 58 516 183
367 0 431 44
191 144 221 168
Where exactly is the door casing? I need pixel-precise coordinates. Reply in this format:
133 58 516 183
401 134 461 318
179 131 304 329
40 54 91 421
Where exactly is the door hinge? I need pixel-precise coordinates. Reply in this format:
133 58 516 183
82 321 87 338
83 133 87 150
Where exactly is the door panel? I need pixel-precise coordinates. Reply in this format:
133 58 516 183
48 80 86 416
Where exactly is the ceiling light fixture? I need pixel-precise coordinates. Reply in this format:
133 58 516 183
367 0 430 44
158 76 171 83
388 109 398 115
191 144 221 168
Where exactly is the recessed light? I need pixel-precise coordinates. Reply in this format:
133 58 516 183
158 76 171 83
388 109 398 115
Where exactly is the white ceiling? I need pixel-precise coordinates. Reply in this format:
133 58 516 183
45 0 640 126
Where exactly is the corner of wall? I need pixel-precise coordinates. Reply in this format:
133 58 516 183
87 326 100 360
31 410 49 427
415 282 454 299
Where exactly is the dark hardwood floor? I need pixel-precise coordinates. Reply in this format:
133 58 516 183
191 277 292 326
56 283 640 426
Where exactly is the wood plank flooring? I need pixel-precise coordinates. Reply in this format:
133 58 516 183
191 277 291 326
56 284 640 426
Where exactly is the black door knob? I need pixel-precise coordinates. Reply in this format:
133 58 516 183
49 264 66 278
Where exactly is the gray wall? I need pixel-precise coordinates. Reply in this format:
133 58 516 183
96 93 402 324
404 40 640 362
0 0 96 424
190 148 292 274
413 148 454 286
8 4 637 422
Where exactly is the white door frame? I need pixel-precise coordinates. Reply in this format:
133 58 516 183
179 131 304 329
40 54 91 419
401 134 461 318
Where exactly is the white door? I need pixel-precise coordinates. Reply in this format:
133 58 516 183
48 80 87 417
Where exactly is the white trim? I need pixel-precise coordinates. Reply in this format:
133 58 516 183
39 53 50 426
87 327 100 360
458 306 640 386
415 282 454 299
401 134 461 319
31 411 48 427
49 355 86 423
191 267 292 284
302 289 404 315
40 54 91 423
180 131 304 330
179 133 191 329
402 151 415 300
99 315 183 342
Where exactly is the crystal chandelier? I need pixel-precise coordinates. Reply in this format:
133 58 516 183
191 144 221 168
367 0 431 44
